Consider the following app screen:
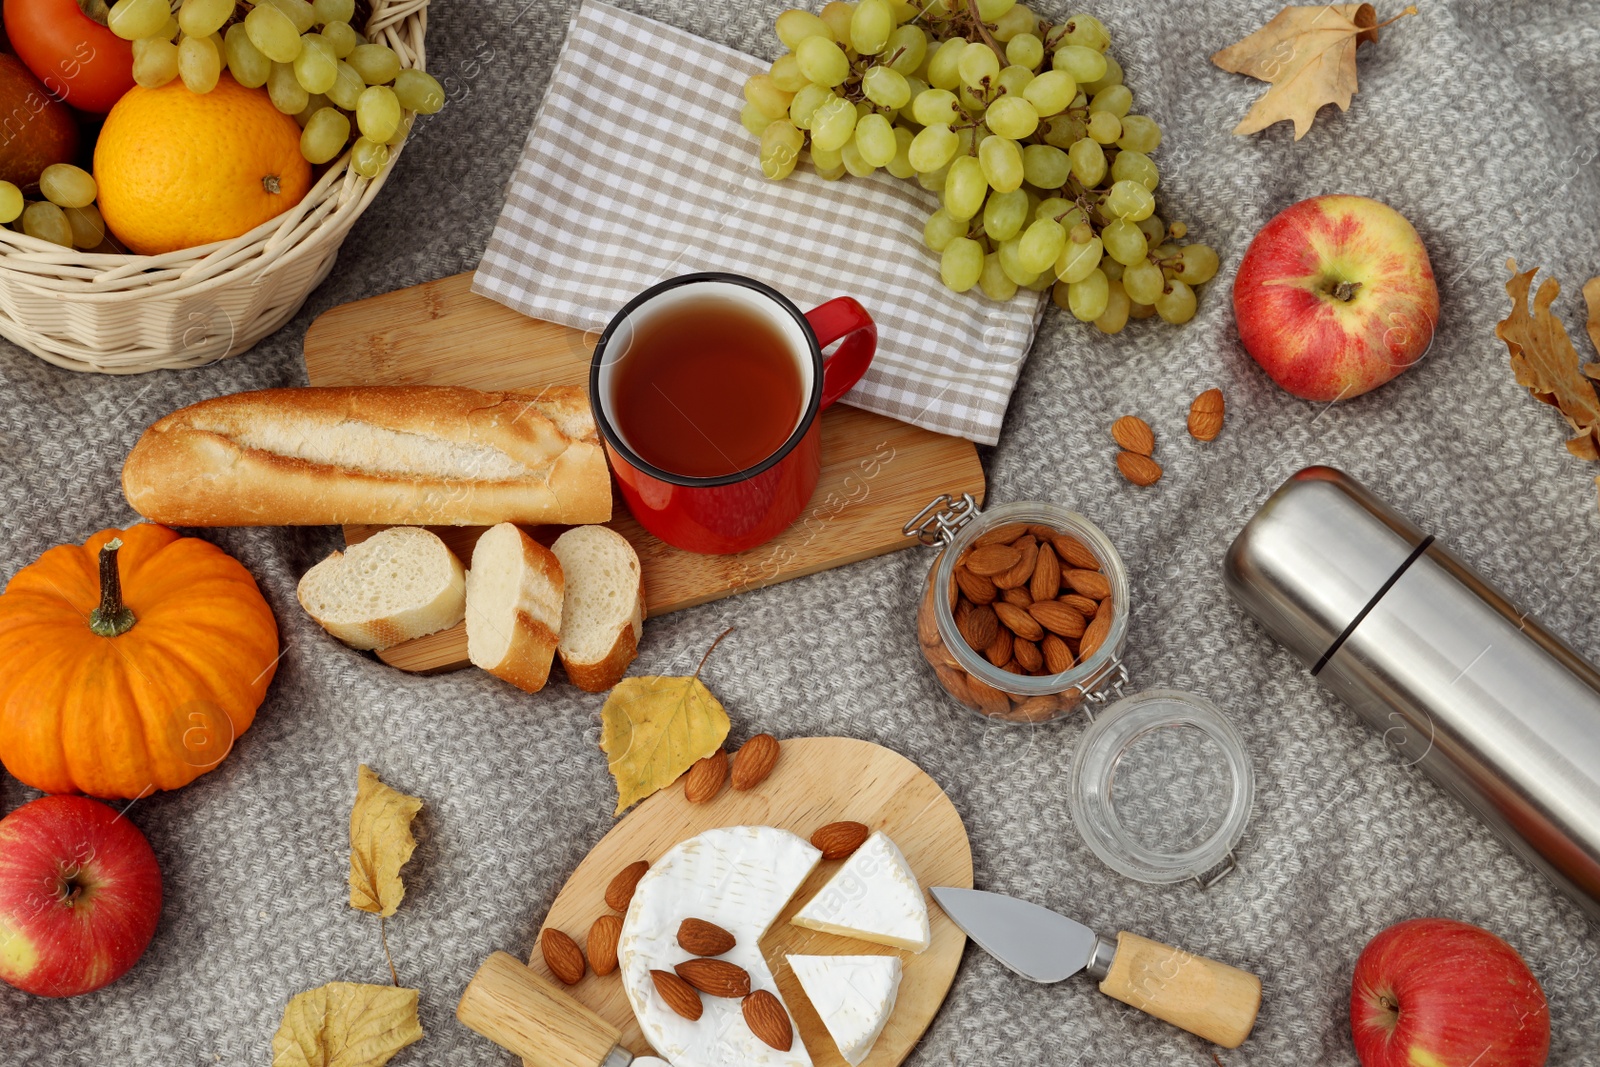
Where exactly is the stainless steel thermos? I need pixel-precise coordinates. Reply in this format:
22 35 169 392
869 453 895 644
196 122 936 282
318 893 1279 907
1225 466 1600 923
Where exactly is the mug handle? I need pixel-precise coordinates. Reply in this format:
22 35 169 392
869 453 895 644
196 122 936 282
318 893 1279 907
805 297 877 411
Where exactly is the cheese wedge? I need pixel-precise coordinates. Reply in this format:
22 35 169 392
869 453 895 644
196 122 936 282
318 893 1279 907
787 955 902 1066
791 831 930 952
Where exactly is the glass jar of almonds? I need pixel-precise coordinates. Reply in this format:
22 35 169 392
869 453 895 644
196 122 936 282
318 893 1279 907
905 495 1130 723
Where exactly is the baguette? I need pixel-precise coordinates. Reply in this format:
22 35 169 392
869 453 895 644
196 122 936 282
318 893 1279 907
466 523 565 693
551 526 644 692
297 527 466 651
122 386 612 527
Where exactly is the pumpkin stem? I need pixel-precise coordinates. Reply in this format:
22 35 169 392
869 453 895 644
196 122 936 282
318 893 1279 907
88 538 136 638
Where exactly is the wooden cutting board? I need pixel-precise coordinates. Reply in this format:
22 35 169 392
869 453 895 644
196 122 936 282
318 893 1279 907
524 736 971 1067
301 273 986 674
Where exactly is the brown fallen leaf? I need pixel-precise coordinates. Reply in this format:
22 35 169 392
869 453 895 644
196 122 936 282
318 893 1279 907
1583 277 1600 380
1212 4 1416 140
349 765 423 918
1494 260 1600 463
271 981 423 1067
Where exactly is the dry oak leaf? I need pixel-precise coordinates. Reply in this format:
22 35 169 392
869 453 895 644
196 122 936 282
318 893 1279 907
1494 260 1600 463
599 631 732 815
270 982 423 1067
348 765 423 918
1212 4 1415 140
1584 277 1600 380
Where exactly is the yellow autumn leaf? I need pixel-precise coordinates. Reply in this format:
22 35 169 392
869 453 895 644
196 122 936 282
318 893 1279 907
1495 260 1600 463
348 765 423 918
271 982 423 1067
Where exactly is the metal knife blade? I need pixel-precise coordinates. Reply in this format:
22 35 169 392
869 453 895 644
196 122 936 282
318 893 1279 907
930 886 1105 984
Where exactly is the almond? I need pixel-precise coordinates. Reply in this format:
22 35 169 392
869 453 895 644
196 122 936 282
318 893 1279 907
953 596 973 628
965 543 1021 576
966 673 1012 716
684 749 727 804
731 734 780 790
993 535 1038 589
811 820 870 860
652 969 703 1020
605 860 649 912
934 664 975 704
984 627 1012 667
1117 451 1163 487
678 917 737 956
955 565 998 605
541 928 586 986
588 914 622 976
1111 415 1155 456
1188 388 1225 441
1079 609 1113 660
959 603 999 650
1013 637 1042 672
1001 585 1032 608
993 601 1044 641
1029 543 1061 601
1051 534 1101 570
1060 593 1099 616
743 990 794 1051
1042 633 1075 674
1095 596 1113 620
974 522 1030 546
675 957 751 998
1064 568 1112 600
1026 524 1058 539
1010 695 1060 722
916 587 940 646
1028 599 1087 638
1000 659 1026 675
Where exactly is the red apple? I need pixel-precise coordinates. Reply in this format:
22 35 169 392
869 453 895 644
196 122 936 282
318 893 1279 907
0 795 162 997
1351 917 1549 1067
1234 194 1440 402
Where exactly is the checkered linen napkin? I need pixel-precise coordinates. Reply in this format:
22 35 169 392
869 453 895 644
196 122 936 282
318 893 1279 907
473 0 1044 445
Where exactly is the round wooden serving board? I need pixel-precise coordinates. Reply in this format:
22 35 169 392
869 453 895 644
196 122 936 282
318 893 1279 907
528 737 973 1067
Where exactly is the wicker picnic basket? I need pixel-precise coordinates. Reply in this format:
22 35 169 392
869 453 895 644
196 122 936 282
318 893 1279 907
0 0 430 374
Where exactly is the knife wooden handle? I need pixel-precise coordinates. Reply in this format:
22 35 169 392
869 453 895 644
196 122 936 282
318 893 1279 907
457 951 624 1067
1096 932 1261 1048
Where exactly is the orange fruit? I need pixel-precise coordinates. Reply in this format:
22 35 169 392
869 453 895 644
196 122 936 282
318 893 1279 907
95 73 311 256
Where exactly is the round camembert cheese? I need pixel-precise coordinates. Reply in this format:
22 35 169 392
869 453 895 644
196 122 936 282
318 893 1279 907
790 831 930 952
786 955 903 1066
619 826 822 1067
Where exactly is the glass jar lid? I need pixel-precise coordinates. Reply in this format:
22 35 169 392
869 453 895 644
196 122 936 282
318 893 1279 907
1068 689 1253 886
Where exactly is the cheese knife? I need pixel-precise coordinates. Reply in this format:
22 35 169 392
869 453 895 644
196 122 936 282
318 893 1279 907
929 887 1261 1048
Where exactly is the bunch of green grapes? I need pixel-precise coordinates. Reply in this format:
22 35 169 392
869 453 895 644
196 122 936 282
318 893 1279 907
105 0 445 175
0 167 106 249
742 0 1218 330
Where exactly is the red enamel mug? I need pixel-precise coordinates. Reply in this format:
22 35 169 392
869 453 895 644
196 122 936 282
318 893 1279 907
588 273 877 555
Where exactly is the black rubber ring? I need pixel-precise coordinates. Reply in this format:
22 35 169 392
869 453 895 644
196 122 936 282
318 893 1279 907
1311 535 1435 677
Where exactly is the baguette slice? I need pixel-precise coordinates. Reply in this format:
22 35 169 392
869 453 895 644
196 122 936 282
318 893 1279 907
551 526 644 692
467 523 565 693
297 527 466 651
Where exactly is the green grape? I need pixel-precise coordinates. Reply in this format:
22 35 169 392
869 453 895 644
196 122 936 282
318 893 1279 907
245 5 302 63
293 34 338 94
978 136 1023 192
796 36 850 87
394 69 445 114
1122 259 1164 304
107 0 171 41
178 34 222 93
839 139 876 177
1110 150 1158 190
1019 144 1068 189
940 237 984 293
809 94 857 151
1175 244 1220 285
157 15 180 40
1033 196 1074 223
312 0 355 25
818 1 856 42
982 188 1028 241
1067 268 1109 320
65 203 104 248
1005 33 1042 70
328 60 364 109
810 142 844 172
957 43 1000 89
179 0 234 39
788 84 832 129
1095 278 1130 333
133 37 180 87
1051 279 1071 314
221 26 269 89
1067 137 1106 185
985 96 1038 139
1155 278 1197 323
815 160 847 181
752 119 801 179
862 67 910 109
350 137 387 178
298 106 351 163
1062 12 1110 50
927 38 966 90
1102 218 1147 265
1052 45 1105 84
886 126 916 178
1090 84 1132 117
768 54 806 93
347 43 401 86
1021 70 1073 116
1105 179 1154 221
39 164 96 209
978 253 1018 301
955 124 977 156
916 162 949 192
1082 54 1123 94
1017 217 1065 273
0 182 21 225
852 113 896 167
1116 114 1161 153
943 156 987 219
997 236 1039 285
776 9 834 49
356 84 401 142
922 208 966 251
744 74 795 121
267 62 309 113
995 64 1032 98
955 82 985 115
1055 233 1102 283
885 25 927 74
992 3 1036 41
260 0 315 32
1135 213 1165 246
975 0 1015 18
1100 256 1124 281
21 202 72 246
1129 299 1156 320
1084 110 1118 145
294 92 327 126
908 123 958 172
850 0 893 54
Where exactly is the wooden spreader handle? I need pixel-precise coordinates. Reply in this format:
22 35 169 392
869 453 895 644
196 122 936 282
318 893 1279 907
457 951 625 1067
1096 932 1262 1048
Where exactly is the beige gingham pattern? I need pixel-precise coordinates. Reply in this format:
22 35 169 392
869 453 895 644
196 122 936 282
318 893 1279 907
473 0 1043 445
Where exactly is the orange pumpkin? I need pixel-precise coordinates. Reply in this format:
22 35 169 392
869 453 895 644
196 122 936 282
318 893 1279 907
0 524 279 798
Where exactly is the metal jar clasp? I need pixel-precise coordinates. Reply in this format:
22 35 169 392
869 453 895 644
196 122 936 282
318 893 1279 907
903 493 981 547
